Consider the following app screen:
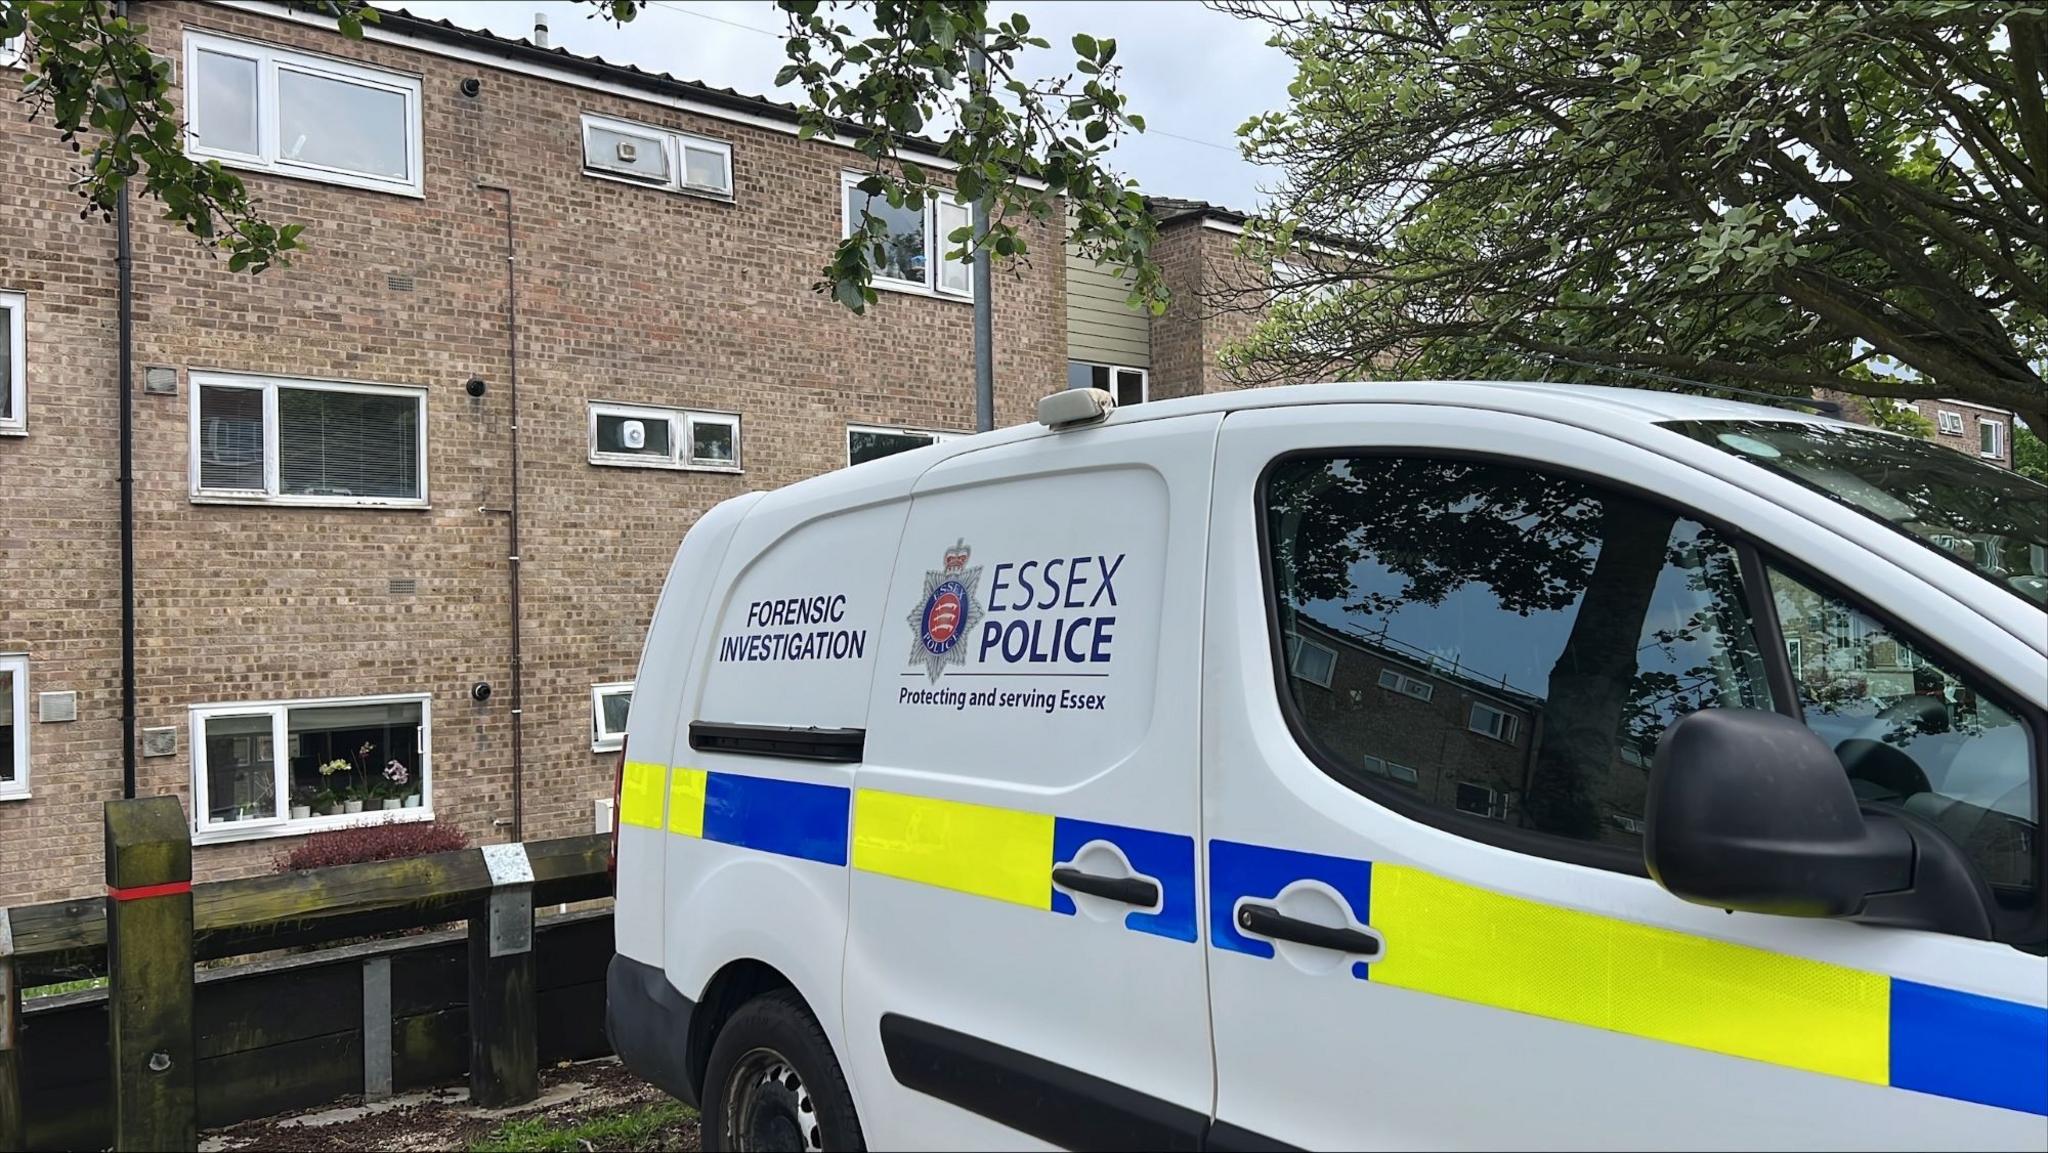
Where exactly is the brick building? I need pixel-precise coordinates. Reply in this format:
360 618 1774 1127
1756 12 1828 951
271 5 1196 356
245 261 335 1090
1906 397 2015 469
0 2 1065 903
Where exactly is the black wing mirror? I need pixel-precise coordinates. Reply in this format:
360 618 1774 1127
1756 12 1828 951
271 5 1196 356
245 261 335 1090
1644 709 1994 939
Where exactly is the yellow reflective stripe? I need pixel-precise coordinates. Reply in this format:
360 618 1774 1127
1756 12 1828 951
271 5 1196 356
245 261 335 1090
668 767 708 838
850 789 1055 909
1369 864 1889 1084
618 761 667 829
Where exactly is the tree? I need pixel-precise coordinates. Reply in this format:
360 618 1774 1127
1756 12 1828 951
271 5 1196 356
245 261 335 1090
0 0 1160 312
1221 1 2048 434
1867 398 1936 438
2016 421 2048 483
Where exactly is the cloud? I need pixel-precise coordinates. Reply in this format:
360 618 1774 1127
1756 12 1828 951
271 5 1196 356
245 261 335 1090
381 0 1290 209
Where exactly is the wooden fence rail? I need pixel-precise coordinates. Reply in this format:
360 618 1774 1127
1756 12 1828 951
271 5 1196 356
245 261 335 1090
0 798 613 1151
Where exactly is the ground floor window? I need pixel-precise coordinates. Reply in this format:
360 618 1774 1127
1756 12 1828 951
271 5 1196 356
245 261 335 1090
191 694 430 840
593 682 633 752
1 653 26 798
1067 361 1147 406
847 424 961 466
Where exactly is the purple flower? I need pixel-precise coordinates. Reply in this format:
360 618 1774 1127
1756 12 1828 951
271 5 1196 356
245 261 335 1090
384 760 409 786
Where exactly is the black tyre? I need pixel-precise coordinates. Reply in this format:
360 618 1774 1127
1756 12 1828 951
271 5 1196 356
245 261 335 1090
702 989 865 1152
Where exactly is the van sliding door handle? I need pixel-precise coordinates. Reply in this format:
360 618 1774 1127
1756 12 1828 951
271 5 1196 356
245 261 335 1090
1237 903 1381 957
1051 867 1159 908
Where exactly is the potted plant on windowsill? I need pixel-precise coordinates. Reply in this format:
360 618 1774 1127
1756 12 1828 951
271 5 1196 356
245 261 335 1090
318 758 363 814
379 759 410 811
290 785 318 821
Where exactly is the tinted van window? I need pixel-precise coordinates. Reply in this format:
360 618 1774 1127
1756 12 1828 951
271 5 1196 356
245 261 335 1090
1265 455 1776 860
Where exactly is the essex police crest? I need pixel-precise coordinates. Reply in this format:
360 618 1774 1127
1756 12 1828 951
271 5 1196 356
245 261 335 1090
907 538 982 681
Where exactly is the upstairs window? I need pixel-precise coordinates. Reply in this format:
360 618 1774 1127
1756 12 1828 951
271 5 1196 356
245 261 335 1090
1468 701 1521 743
191 373 427 506
592 682 633 752
847 424 960 466
1937 409 1965 435
842 173 972 298
1376 667 1434 702
589 402 741 471
0 35 21 70
1980 419 2004 459
184 31 423 197
1067 362 1147 406
1 654 26 799
0 291 23 435
581 113 733 198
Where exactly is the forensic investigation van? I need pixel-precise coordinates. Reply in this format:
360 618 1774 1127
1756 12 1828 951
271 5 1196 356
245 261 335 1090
606 381 2047 1152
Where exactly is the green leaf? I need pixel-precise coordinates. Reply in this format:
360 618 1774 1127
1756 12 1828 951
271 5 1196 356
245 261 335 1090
1073 32 1098 58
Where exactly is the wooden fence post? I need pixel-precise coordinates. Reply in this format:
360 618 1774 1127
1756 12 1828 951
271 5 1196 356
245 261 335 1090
0 909 23 1152
468 843 537 1107
105 796 196 1152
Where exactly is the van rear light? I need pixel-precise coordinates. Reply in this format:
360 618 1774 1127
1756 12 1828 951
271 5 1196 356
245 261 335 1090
608 739 626 888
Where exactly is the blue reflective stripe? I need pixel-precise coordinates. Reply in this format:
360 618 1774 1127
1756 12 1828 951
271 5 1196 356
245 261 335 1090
1209 839 1374 980
702 772 850 866
1050 817 1198 942
1891 978 2048 1116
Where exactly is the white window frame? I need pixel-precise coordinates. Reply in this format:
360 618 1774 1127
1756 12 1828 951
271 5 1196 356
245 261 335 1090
1068 361 1148 405
579 112 733 199
844 423 962 466
0 290 23 435
1375 667 1434 702
840 172 973 300
1468 701 1521 743
0 34 21 70
1980 419 2003 459
588 401 742 472
189 692 433 844
1289 636 1337 687
1454 781 1508 821
1386 761 1419 785
1 653 27 800
1937 409 1964 435
183 30 424 198
188 371 429 507
592 681 633 752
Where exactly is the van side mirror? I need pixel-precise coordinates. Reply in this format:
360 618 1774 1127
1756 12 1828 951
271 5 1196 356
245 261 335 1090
1644 709 1995 939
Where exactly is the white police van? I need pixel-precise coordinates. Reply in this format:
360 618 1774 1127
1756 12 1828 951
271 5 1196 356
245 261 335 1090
606 382 2047 1151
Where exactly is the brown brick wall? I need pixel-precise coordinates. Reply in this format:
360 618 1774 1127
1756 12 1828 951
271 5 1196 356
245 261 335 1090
1911 399 2014 469
1149 218 1323 399
0 2 1064 902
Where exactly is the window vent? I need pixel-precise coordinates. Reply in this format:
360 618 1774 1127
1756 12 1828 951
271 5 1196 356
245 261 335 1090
388 577 419 596
144 366 179 395
142 727 177 758
37 691 77 723
387 273 416 292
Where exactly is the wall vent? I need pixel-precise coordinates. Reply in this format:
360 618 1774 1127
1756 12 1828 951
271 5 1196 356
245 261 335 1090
143 365 178 395
142 727 177 758
37 691 77 723
387 273 416 292
389 577 419 596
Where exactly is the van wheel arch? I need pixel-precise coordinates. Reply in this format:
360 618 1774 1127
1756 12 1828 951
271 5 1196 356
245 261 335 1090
687 959 798 1101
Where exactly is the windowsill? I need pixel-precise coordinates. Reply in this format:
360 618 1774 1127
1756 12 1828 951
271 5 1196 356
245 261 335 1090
0 426 25 437
582 168 735 204
593 741 624 754
190 493 431 510
869 278 973 305
588 456 744 474
192 803 434 846
186 149 425 200
0 790 29 802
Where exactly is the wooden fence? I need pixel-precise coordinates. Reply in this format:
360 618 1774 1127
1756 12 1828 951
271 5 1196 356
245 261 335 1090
0 797 615 1151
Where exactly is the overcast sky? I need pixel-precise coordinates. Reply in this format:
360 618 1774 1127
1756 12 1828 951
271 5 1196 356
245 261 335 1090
383 0 1291 210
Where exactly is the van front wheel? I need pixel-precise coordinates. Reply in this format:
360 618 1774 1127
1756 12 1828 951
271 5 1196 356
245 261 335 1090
702 990 865 1152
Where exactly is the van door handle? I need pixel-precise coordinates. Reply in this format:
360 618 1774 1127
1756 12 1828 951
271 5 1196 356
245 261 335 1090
1237 903 1381 957
1052 866 1159 908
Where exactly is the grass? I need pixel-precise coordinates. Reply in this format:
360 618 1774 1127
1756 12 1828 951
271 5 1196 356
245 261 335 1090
469 1101 697 1153
24 976 107 998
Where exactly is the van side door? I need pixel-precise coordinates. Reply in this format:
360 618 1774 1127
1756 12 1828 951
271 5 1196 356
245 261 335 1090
843 412 1223 1150
1202 403 2047 1150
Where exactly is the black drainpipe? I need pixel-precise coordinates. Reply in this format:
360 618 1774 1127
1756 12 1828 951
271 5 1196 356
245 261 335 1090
477 183 525 841
116 8 137 799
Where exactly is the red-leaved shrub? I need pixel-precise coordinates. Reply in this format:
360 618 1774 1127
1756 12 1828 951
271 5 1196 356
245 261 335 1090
273 822 472 873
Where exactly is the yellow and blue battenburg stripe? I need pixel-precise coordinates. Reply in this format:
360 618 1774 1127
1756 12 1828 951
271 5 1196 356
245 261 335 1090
1209 838 2048 1117
622 764 2045 1116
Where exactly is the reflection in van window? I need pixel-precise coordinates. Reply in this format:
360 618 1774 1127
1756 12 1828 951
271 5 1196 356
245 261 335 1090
1264 455 1776 857
1770 568 2038 933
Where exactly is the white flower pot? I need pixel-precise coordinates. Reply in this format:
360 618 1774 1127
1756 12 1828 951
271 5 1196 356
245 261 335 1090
404 794 421 808
343 799 364 814
290 805 312 820
381 798 402 811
